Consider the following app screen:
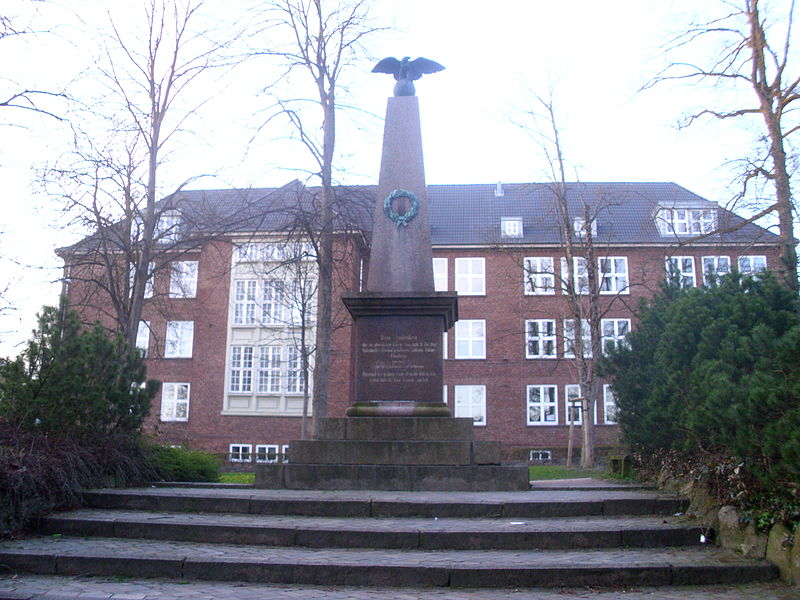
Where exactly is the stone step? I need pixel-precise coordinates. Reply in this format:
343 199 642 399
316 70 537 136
36 509 705 550
83 487 689 518
0 536 777 588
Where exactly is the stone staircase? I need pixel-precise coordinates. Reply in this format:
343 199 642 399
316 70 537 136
0 483 779 588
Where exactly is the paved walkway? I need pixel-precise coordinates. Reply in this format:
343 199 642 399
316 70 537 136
0 575 796 599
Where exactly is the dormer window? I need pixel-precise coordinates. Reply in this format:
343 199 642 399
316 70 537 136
656 208 716 235
501 217 523 238
573 218 597 238
155 210 182 243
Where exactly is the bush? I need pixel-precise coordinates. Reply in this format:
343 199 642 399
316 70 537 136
602 272 800 524
0 299 159 437
0 421 157 536
146 444 220 482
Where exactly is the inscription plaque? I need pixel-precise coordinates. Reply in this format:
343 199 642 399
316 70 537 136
354 316 443 404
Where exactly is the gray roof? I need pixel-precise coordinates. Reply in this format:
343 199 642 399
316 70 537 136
61 181 780 254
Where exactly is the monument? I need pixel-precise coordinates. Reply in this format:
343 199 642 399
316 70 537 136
255 59 529 491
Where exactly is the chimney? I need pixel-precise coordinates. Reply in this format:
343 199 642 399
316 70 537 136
494 182 504 197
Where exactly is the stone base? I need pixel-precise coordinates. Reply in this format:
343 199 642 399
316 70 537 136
255 417 529 491
255 463 530 491
345 401 451 417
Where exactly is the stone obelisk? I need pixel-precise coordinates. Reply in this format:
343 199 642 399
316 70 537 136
342 62 457 417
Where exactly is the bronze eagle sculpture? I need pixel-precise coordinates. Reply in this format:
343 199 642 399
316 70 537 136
372 56 445 96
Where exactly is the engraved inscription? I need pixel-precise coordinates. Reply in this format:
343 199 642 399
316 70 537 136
360 334 437 384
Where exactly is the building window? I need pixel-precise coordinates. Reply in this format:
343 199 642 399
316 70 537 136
525 319 556 358
233 280 258 325
234 241 314 263
529 450 552 461
165 321 194 358
502 217 523 238
169 260 198 298
455 257 485 295
656 208 716 235
527 385 558 425
230 346 254 392
702 256 731 285
666 256 696 288
561 257 589 295
442 332 448 360
565 384 582 425
603 385 618 425
130 262 154 299
738 255 767 277
135 320 150 357
257 346 281 394
454 385 486 426
433 257 448 291
229 345 306 396
601 318 630 354
573 218 597 238
229 444 252 463
564 319 592 359
454 319 486 359
255 444 281 463
155 210 182 242
524 257 555 295
262 280 284 324
160 382 189 422
599 257 629 294
286 347 304 394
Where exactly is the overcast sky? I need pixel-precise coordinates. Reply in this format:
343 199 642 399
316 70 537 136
0 0 793 355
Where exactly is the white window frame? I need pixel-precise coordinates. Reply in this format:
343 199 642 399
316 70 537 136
160 382 190 422
455 257 485 296
502 217 523 238
135 320 150 357
565 384 582 425
656 208 716 235
155 210 182 243
738 255 767 277
257 346 281 394
524 257 555 295
261 280 284 325
525 319 557 359
433 257 448 292
454 385 486 426
229 444 252 463
601 318 631 355
561 257 589 295
255 444 281 464
165 321 194 358
527 384 558 426
666 256 696 288
230 346 254 393
564 319 592 359
603 384 618 425
702 256 731 286
233 280 258 325
169 260 198 298
285 346 304 394
573 218 597 238
599 257 629 295
454 319 486 359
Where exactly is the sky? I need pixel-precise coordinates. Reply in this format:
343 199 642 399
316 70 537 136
0 0 793 356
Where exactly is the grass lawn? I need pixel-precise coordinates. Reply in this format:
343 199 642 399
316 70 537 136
528 465 606 480
218 472 255 484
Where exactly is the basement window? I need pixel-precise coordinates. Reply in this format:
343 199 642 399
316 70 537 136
529 449 552 462
229 444 252 463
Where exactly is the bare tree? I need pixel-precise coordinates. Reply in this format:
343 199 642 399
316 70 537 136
646 0 799 290
515 95 634 468
253 0 380 436
49 0 242 352
1 0 66 122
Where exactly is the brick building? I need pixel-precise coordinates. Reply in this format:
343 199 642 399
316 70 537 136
60 180 782 463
